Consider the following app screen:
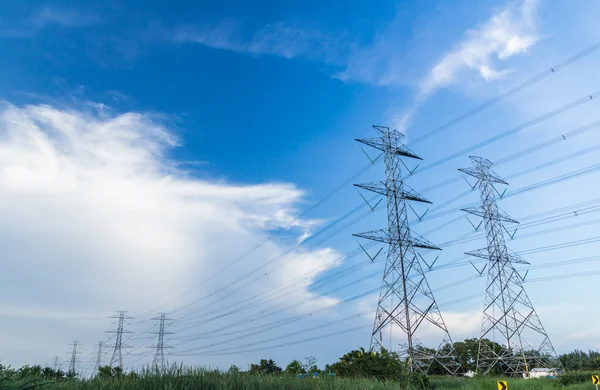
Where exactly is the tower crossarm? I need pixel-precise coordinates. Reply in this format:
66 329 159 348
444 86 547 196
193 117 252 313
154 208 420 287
462 206 519 224
356 126 423 160
355 182 432 203
353 229 390 244
410 232 442 250
465 248 529 264
458 167 508 184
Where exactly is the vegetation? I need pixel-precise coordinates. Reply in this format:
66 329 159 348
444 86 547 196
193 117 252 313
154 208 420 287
2 345 600 389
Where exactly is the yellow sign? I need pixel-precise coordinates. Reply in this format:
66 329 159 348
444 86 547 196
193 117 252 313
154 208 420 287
497 381 508 390
592 375 599 384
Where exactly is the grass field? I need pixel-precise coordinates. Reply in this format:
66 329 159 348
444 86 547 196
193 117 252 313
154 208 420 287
6 369 596 390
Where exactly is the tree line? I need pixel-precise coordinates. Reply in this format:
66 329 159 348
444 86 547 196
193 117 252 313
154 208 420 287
2 340 600 384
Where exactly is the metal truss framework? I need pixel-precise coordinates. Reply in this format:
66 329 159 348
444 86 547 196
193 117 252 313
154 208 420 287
107 311 134 369
459 156 560 376
354 125 457 374
68 341 80 375
150 313 174 369
94 341 104 372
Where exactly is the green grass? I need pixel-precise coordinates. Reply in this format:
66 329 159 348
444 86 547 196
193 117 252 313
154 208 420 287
429 376 590 389
4 368 598 390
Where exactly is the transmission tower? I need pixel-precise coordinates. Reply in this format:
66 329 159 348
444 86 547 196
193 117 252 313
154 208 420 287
94 341 103 372
53 356 60 371
459 156 560 376
107 311 134 369
150 313 174 369
68 341 80 375
353 125 457 374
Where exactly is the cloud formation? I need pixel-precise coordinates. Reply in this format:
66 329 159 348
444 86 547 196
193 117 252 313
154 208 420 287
419 0 539 96
0 102 342 367
171 0 539 98
173 20 351 65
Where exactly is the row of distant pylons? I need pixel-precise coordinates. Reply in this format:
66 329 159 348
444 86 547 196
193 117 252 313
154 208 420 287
354 125 560 377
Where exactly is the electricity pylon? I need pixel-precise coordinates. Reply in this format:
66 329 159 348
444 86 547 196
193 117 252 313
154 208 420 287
354 125 457 374
53 356 60 371
150 313 173 369
94 341 103 372
107 311 134 369
459 156 560 376
68 341 80 376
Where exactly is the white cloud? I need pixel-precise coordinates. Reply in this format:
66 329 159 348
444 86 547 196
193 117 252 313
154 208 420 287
31 7 102 30
0 102 342 367
173 21 351 65
420 0 539 96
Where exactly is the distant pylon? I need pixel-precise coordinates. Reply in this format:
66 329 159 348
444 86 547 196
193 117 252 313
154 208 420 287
107 311 134 369
353 125 457 374
150 313 174 369
94 341 103 372
68 341 80 375
459 156 560 376
53 356 60 371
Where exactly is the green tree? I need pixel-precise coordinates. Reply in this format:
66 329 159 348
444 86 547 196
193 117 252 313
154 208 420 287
453 338 480 373
330 347 428 388
250 359 282 375
42 367 55 379
302 356 319 374
285 360 306 376
97 365 123 379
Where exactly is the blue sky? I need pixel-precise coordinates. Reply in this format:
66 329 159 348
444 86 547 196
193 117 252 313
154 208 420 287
1 0 600 373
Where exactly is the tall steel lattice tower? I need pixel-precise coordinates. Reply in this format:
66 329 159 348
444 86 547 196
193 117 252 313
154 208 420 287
150 313 173 369
459 156 560 376
354 125 457 374
107 311 134 369
68 341 80 375
94 341 104 372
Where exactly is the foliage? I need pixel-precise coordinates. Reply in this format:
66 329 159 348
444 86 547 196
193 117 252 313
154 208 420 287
329 347 429 388
4 342 600 389
301 356 319 374
249 359 282 375
555 371 600 386
560 350 600 371
285 360 306 376
96 366 123 379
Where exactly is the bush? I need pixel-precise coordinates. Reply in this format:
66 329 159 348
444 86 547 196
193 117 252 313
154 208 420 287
556 371 599 386
329 347 429 389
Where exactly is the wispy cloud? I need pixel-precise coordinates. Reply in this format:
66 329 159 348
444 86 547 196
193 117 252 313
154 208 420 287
419 0 539 97
0 6 103 38
171 0 539 97
173 20 352 65
376 0 540 135
31 7 103 30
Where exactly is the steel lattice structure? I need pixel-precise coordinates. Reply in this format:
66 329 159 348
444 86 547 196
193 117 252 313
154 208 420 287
94 341 104 372
107 311 134 369
459 156 560 376
354 125 457 374
150 313 173 369
68 341 79 375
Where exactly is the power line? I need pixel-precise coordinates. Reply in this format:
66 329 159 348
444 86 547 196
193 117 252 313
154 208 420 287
417 90 600 175
131 42 600 322
409 41 600 145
